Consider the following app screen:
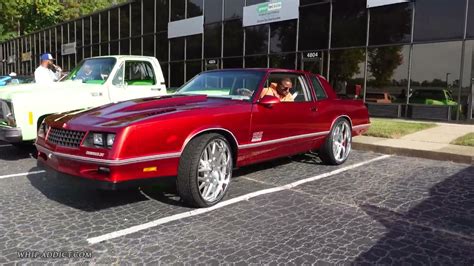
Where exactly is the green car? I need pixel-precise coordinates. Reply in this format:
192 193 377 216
409 89 458 106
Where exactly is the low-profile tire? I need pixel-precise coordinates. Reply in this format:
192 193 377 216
319 118 352 165
177 133 233 207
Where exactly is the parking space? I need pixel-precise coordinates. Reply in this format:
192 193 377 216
0 145 472 264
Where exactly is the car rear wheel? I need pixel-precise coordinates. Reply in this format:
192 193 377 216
319 118 352 165
177 133 233 207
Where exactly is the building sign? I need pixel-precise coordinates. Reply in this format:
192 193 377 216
21 52 32 62
302 51 321 61
243 0 299 27
61 42 76 55
367 0 410 8
168 16 204 39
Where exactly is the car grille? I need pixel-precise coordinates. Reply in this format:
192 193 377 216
47 128 86 148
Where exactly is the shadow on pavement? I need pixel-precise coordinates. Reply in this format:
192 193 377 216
0 144 37 161
354 166 474 265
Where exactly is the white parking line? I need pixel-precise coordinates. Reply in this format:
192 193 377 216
87 154 391 244
0 170 46 180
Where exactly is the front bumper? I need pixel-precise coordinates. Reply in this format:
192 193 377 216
0 126 22 143
35 143 180 188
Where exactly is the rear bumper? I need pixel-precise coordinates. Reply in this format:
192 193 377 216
0 126 22 143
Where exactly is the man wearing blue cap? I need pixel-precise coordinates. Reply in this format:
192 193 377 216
34 53 62 84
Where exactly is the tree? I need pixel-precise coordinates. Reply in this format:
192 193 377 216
368 46 403 88
0 0 125 42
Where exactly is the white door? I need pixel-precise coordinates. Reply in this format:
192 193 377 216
109 60 164 102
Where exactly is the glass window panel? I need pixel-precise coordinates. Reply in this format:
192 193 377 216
84 46 91 58
187 34 202 60
246 0 267 5
68 22 75 43
186 60 202 80
143 0 155 34
131 2 141 36
270 20 296 53
161 63 169 87
224 0 244 20
83 18 90 45
222 57 243 68
157 0 169 32
414 0 465 42
171 0 185 21
460 41 473 119
224 20 243 57
299 3 329 50
410 42 462 108
110 9 119 40
205 0 222 24
131 37 141 55
61 26 66 46
92 45 100 56
45 30 51 52
204 23 222 58
76 20 82 46
156 33 169 62
170 62 185 87
76 47 83 63
329 48 365 97
101 12 109 43
143 35 155 56
170 38 185 61
331 0 367 48
120 5 130 38
101 43 108 56
92 15 100 44
188 0 204 18
120 39 130 55
366 46 409 102
245 55 267 68
245 24 268 55
110 40 119 55
300 0 329 5
369 4 411 45
269 53 296 69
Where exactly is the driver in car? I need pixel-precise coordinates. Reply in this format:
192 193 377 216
76 62 101 81
260 77 294 102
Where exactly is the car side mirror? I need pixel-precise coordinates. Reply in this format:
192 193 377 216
258 95 280 107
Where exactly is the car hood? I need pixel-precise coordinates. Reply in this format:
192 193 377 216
47 94 243 129
0 80 100 100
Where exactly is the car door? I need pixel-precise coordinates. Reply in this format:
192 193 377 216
248 72 319 162
109 60 163 102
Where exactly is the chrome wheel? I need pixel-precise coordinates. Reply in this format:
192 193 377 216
197 139 232 203
331 121 351 163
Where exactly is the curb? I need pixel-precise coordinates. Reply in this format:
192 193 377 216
352 142 474 165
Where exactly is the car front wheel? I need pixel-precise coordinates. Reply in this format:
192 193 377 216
177 133 233 207
319 118 352 165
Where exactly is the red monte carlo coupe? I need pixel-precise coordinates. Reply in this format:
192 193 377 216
36 69 370 207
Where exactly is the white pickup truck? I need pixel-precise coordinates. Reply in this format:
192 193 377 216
0 56 167 144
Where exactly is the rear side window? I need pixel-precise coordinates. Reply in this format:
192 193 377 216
311 76 328 100
124 61 156 86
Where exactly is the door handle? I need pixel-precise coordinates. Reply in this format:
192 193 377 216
151 88 161 91
310 106 318 112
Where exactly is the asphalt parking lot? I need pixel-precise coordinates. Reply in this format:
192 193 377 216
0 141 473 264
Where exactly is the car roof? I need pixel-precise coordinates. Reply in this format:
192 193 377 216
204 68 318 76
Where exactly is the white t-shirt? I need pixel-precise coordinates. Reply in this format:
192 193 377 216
34 66 61 84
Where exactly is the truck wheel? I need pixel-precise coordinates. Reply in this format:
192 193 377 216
177 133 233 207
319 118 352 165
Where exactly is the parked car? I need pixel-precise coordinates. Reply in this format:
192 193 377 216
409 89 458 106
36 69 370 207
365 92 396 104
0 56 166 144
0 75 34 86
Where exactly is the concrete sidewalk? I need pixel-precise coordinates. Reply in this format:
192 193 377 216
353 123 474 164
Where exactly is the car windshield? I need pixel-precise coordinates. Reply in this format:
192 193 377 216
413 90 445 101
177 70 265 100
64 58 116 84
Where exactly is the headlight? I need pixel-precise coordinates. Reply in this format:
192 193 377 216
93 133 104 146
37 121 48 138
84 132 116 149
